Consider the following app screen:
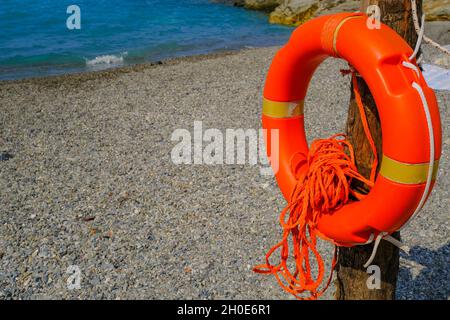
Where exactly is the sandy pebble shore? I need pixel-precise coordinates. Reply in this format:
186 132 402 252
0 45 448 299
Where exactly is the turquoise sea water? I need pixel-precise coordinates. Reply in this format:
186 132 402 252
0 0 293 80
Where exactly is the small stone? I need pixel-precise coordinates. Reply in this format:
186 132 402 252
0 152 13 161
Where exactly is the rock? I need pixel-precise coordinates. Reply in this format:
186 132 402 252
209 0 245 7
317 0 359 16
269 0 319 26
211 0 282 11
424 0 450 21
0 151 13 161
215 0 450 24
269 0 359 26
241 0 449 27
244 0 283 12
433 54 450 68
425 21 450 45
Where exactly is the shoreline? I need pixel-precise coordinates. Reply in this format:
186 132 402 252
1 18 448 85
2 41 449 89
0 47 253 87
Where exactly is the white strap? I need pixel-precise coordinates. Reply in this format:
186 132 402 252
402 61 421 78
363 232 387 268
384 235 410 254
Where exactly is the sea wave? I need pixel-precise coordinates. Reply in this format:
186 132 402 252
1 0 293 80
85 53 128 67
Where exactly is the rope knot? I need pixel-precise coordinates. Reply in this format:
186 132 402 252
304 134 357 213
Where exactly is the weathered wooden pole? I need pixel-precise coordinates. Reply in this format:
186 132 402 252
335 0 423 300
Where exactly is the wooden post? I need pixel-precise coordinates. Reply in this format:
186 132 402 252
335 0 423 300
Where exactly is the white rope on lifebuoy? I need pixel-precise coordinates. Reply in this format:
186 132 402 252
363 58 436 268
399 76 436 227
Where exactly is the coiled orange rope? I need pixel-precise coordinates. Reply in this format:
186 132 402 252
254 73 378 300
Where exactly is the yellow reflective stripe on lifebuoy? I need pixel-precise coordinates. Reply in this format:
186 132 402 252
379 155 439 184
262 98 304 118
332 15 363 56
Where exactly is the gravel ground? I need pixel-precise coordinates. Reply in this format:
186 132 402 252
0 45 448 300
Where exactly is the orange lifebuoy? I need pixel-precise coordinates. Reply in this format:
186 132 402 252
262 13 442 246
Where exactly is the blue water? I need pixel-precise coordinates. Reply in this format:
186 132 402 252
0 0 293 80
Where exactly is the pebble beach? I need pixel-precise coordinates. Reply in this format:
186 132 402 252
0 45 448 299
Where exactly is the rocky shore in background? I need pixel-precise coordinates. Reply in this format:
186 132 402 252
268 0 360 25
215 0 449 26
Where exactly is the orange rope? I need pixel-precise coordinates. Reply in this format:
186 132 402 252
254 73 378 300
351 74 379 182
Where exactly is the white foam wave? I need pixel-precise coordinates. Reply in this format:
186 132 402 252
86 52 127 67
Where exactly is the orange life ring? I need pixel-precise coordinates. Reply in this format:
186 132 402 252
262 12 442 246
